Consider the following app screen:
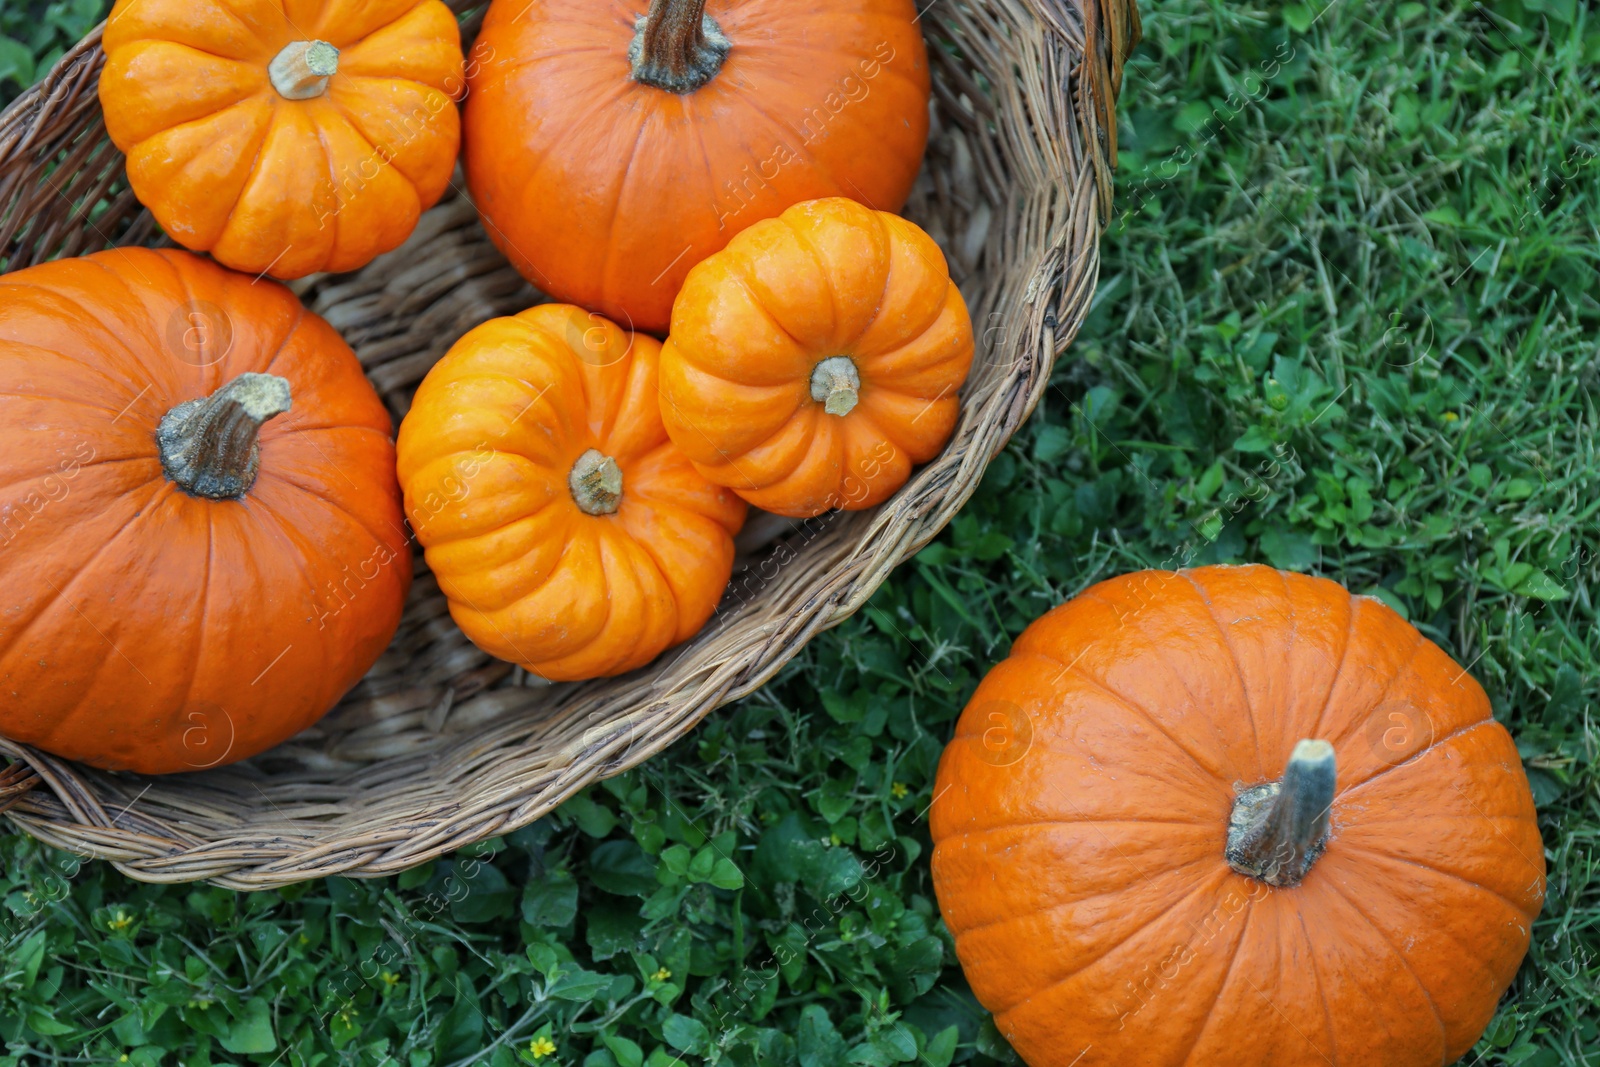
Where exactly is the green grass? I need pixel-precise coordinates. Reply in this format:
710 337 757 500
3 0 1599 1064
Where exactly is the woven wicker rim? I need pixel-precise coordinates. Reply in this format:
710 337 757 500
0 0 1140 888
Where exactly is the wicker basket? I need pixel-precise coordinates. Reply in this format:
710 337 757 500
0 0 1139 888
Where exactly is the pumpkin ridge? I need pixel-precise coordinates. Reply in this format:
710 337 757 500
442 581 542 666
935 817 1213 843
241 481 407 683
1335 716 1493 799
0 454 156 500
1178 570 1265 779
724 265 813 368
1171 895 1256 1067
0 476 175 671
782 211 847 349
712 398 817 488
126 96 278 240
258 299 310 379
315 0 447 53
257 466 411 562
167 505 216 747
80 251 194 366
1268 565 1302 758
1335 838 1538 920
575 527 628 673
989 864 1233 1018
0 336 148 402
1 281 160 382
114 39 270 120
595 110 660 325
731 88 842 198
498 510 593 610
1294 906 1341 1066
489 46 618 79
947 853 1215 948
233 492 329 641
1303 586 1362 742
199 0 271 53
1320 625 1431 754
492 73 636 260
311 111 343 274
1072 586 1253 778
1018 628 1228 782
1315 873 1450 1055
322 84 433 193
0 385 124 419
276 422 395 441
166 251 227 388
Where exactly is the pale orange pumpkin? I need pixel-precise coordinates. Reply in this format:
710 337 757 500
396 304 747 680
99 0 464 279
659 197 973 518
932 565 1546 1067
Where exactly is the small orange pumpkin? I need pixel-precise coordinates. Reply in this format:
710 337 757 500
395 304 747 681
99 0 464 279
465 0 931 333
0 248 409 774
658 197 973 519
931 565 1545 1067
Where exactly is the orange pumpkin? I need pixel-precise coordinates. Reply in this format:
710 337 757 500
931 565 1546 1067
0 248 410 774
658 197 973 519
99 0 464 279
395 304 747 681
464 0 931 334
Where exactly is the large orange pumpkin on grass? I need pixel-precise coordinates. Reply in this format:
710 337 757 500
99 0 464 279
931 564 1545 1067
659 197 973 518
0 248 409 774
464 0 931 334
396 304 747 681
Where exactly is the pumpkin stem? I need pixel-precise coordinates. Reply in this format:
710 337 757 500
570 449 624 515
158 373 292 500
629 0 730 94
1226 739 1336 887
269 40 340 100
810 356 861 417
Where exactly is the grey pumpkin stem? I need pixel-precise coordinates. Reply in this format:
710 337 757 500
570 449 624 515
1226 738 1336 887
629 0 731 93
269 40 339 99
158 373 292 500
809 356 861 417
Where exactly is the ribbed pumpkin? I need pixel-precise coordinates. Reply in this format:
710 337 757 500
659 197 973 518
931 565 1545 1067
99 0 464 279
0 248 409 774
395 304 747 681
464 0 931 334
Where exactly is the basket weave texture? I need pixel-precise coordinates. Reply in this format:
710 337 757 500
0 0 1140 888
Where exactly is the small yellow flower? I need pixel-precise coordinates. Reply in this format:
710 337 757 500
119 1057 129 1064
107 909 132 931
652 967 672 982
1443 411 1459 422
381 971 400 987
529 1036 557 1058
829 833 842 847
890 782 909 799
